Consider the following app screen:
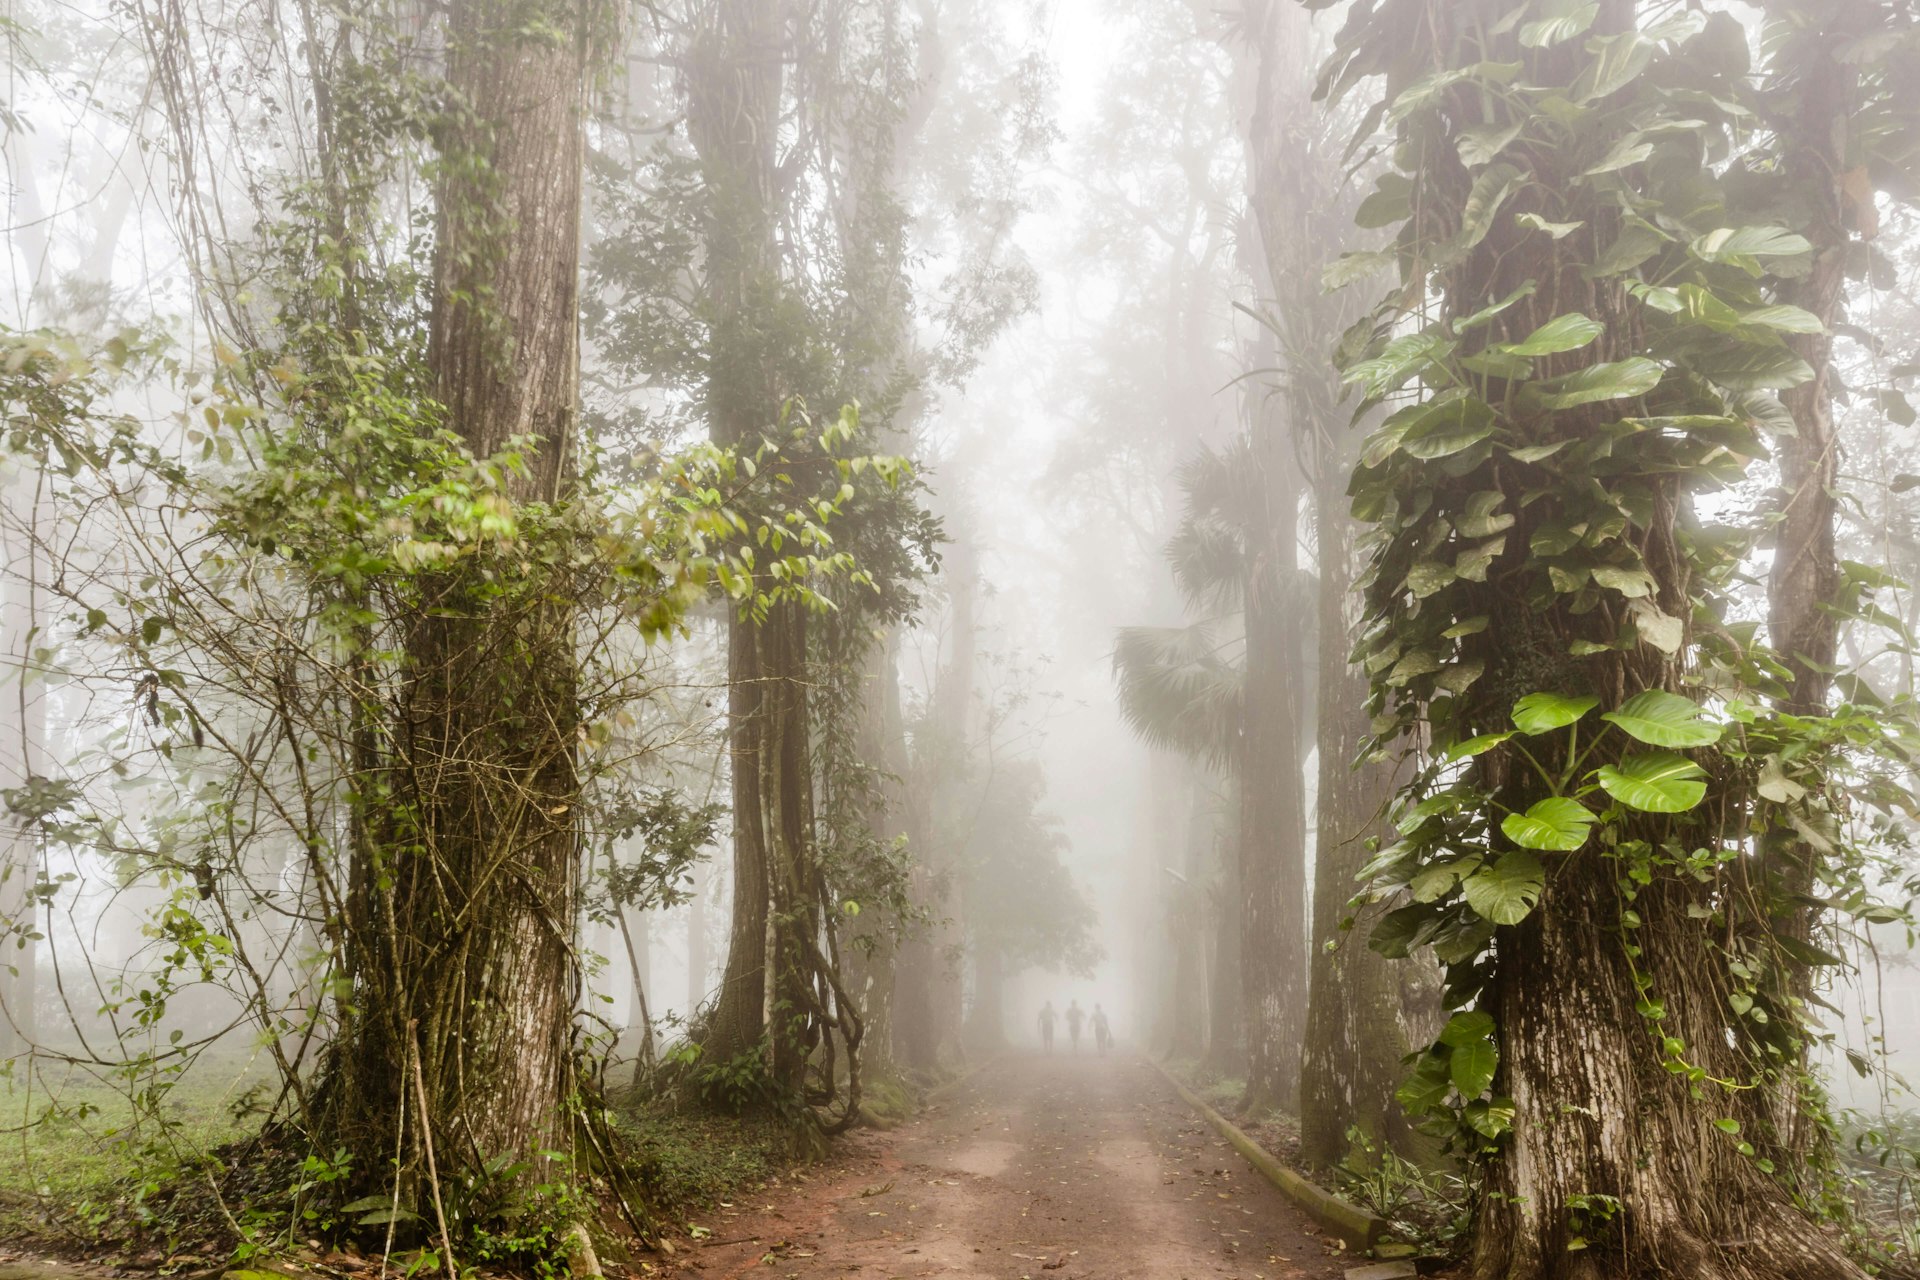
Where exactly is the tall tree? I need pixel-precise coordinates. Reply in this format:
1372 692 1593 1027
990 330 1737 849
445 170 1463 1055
1223 0 1318 1114
681 0 822 1092
317 0 597 1199
1325 1 1919 1274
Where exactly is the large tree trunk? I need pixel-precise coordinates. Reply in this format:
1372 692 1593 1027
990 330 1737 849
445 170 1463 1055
892 538 978 1074
1298 451 1427 1167
1368 5 1868 1274
684 0 821 1093
318 0 590 1200
849 634 909 1081
1237 425 1309 1113
1762 6 1857 1170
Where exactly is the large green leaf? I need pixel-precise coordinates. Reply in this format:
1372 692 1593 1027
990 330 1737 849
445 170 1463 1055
1463 848 1549 922
1596 751 1707 813
1498 313 1603 357
1511 692 1599 734
1521 0 1598 49
1401 395 1497 459
1691 226 1814 263
1450 1033 1498 1097
1457 164 1525 253
1523 358 1663 410
1516 212 1585 240
1500 798 1595 852
1447 731 1514 761
1458 121 1524 167
1601 689 1721 747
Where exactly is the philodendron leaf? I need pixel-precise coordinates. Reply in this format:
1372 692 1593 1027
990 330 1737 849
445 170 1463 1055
1511 692 1599 734
1501 798 1595 852
1522 357 1664 410
1463 848 1549 921
1520 0 1598 48
1496 312 1603 357
1440 1010 1499 1096
1596 751 1707 813
1447 731 1515 760
1450 1033 1499 1097
1690 226 1814 263
1601 689 1722 747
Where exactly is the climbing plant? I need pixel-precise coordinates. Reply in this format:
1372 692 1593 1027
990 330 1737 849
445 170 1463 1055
1317 0 1920 1274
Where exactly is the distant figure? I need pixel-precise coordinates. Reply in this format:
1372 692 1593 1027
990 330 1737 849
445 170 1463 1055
1065 999 1086 1052
1038 1000 1057 1053
1092 1003 1112 1055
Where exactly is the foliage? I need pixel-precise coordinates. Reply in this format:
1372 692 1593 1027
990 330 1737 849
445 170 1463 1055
1316 0 1920 1263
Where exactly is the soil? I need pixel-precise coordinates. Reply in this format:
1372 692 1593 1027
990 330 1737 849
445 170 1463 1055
655 1052 1355 1280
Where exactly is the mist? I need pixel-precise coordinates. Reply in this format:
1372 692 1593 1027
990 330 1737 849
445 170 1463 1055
7 1 1920 1277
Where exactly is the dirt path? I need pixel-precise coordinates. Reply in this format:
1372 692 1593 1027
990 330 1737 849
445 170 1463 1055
660 1053 1354 1280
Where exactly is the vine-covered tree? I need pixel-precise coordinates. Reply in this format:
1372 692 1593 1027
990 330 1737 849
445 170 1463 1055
1324 0 1920 1274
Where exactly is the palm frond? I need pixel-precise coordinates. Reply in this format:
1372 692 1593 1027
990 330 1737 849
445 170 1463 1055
1111 623 1243 771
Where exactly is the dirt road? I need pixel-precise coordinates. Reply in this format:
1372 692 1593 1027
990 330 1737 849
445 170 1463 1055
661 1053 1353 1280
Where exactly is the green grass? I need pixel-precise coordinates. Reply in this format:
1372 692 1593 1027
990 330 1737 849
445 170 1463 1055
0 1050 274 1250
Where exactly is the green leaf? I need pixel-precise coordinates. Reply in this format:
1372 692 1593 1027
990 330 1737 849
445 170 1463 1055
1600 690 1721 747
1690 226 1814 263
1590 564 1657 598
1512 692 1599 734
1737 305 1824 335
1463 848 1549 921
1521 0 1598 48
1410 856 1480 902
1455 282 1538 333
1323 249 1396 291
1596 751 1707 813
1573 29 1657 103
1395 1050 1453 1111
1713 1118 1741 1135
1406 560 1457 598
1438 1009 1494 1048
1401 396 1498 460
1450 1035 1499 1097
1458 122 1524 167
1587 219 1667 277
1516 213 1585 240
1447 731 1515 761
1582 133 1653 177
1522 358 1663 410
1500 799 1595 852
1498 313 1603 357
1454 490 1515 538
1457 164 1525 253
141 616 163 646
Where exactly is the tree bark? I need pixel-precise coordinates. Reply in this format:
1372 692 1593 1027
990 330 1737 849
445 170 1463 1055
1298 444 1429 1168
318 0 591 1195
683 0 823 1097
0 465 46 1061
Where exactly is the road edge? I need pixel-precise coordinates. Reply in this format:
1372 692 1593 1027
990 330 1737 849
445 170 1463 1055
1145 1057 1389 1253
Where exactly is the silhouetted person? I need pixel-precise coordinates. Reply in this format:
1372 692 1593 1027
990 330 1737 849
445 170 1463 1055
1065 999 1085 1052
1038 1000 1057 1053
1092 1003 1111 1054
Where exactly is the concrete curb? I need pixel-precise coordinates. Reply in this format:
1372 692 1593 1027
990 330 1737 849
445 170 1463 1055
1146 1058 1389 1253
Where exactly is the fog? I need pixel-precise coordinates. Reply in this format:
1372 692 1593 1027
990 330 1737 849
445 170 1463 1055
7 0 1920 1271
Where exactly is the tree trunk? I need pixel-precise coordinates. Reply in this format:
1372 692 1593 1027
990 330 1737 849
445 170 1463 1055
318 0 590 1200
1762 7 1857 1169
893 537 978 1074
963 942 1004 1055
1298 439 1430 1168
687 862 710 1016
0 465 46 1061
1237 430 1309 1113
684 0 822 1096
